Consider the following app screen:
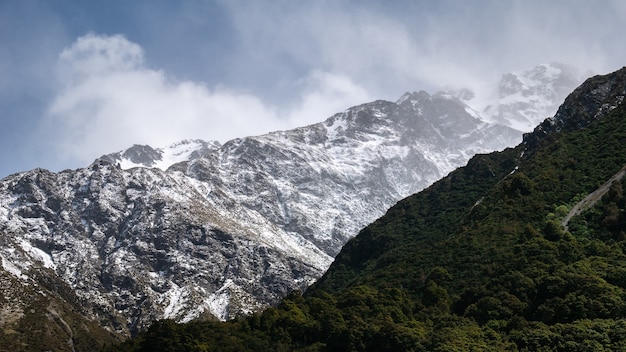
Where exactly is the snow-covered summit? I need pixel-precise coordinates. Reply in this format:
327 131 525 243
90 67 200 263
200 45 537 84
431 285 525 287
100 139 221 171
478 62 588 131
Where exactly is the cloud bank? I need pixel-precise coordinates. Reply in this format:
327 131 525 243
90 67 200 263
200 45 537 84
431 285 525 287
2 0 626 177
42 34 370 166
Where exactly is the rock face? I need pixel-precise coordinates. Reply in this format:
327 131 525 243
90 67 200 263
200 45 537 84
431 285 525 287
0 244 121 350
0 66 583 337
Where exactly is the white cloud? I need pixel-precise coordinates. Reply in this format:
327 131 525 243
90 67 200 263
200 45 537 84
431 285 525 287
222 0 626 99
44 34 281 164
222 1 426 100
57 33 144 81
42 33 369 166
287 70 370 128
5 0 626 177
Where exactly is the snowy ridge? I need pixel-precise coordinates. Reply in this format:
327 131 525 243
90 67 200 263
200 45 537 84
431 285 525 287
104 139 222 171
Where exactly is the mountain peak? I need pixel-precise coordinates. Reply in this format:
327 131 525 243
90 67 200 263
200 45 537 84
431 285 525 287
524 66 626 147
395 90 431 105
122 144 162 166
480 62 587 131
98 139 221 171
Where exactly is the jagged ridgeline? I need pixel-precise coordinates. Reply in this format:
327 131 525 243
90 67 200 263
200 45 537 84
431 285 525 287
112 68 626 351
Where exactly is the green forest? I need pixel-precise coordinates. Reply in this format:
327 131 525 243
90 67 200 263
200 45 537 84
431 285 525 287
108 70 626 351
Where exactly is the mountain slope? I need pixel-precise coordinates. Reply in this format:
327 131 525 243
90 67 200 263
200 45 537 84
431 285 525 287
0 89 522 339
115 67 626 351
0 236 121 351
0 65 583 345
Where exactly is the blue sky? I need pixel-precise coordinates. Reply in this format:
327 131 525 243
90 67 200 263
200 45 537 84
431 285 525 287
1 0 625 178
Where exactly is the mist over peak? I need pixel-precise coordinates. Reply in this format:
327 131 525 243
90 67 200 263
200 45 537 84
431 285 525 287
456 63 589 132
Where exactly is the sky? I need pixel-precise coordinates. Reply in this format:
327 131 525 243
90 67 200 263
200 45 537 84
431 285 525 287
1 0 625 178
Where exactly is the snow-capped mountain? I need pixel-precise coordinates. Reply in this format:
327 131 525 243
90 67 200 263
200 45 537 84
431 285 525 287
477 62 589 131
0 65 584 338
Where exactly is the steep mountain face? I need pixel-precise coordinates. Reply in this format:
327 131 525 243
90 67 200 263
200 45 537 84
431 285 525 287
0 65 583 343
114 67 626 351
316 67 626 292
175 92 520 257
525 67 626 147
303 67 626 351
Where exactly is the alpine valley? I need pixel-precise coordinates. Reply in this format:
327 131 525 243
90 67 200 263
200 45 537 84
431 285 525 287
0 63 586 350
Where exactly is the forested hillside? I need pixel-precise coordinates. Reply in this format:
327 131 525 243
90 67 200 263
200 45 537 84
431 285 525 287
109 67 626 351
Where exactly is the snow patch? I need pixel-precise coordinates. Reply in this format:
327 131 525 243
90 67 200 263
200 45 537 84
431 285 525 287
118 140 218 171
465 106 482 120
326 115 348 141
163 283 187 319
20 239 55 269
208 280 234 321
1 255 28 280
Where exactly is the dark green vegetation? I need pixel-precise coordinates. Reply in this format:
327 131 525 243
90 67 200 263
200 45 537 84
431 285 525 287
108 69 626 351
